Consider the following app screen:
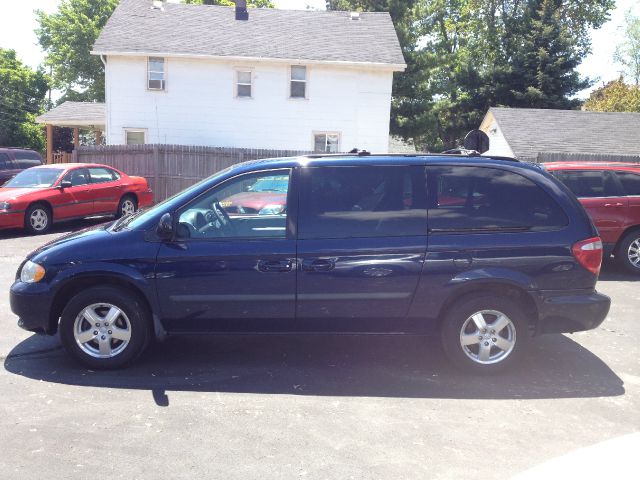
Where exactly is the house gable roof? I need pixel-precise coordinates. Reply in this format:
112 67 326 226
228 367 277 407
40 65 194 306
92 0 406 69
485 107 640 161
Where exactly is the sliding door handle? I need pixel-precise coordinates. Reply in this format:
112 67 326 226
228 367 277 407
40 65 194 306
302 258 335 272
257 259 293 272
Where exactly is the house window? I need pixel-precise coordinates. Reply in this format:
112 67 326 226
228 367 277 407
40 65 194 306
236 70 252 98
290 65 307 98
148 57 165 90
314 132 340 153
125 129 146 145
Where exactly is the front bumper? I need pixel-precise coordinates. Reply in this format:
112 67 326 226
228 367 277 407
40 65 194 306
0 211 25 230
537 290 611 334
10 281 55 334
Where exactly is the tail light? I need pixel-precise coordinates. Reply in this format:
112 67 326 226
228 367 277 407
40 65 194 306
572 237 603 275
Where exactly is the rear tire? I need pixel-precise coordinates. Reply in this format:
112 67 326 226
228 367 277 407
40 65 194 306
59 286 151 369
116 195 137 218
441 294 529 374
616 230 640 274
24 203 52 235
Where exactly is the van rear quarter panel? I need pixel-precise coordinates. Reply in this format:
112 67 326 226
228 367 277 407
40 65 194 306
406 163 599 329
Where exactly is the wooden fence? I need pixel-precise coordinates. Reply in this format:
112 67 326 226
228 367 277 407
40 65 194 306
72 144 310 201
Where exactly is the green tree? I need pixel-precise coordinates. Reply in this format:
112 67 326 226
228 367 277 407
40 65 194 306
614 11 640 85
183 0 274 7
583 77 640 112
328 0 614 150
36 0 118 102
0 49 49 150
507 0 588 108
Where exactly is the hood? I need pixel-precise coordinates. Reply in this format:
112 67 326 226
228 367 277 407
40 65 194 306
0 187 50 201
28 221 114 261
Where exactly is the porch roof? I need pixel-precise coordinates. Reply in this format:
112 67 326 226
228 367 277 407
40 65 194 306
36 101 106 129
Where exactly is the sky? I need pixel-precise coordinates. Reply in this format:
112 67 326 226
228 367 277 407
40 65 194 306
0 0 637 99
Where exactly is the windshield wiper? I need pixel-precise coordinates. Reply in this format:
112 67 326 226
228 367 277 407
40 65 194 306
112 209 144 232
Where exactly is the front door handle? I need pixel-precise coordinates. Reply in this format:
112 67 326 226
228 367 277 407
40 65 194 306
302 258 335 272
604 202 624 207
257 259 292 272
453 254 473 269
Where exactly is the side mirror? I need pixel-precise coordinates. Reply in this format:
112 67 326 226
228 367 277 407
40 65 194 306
156 213 174 240
59 180 72 189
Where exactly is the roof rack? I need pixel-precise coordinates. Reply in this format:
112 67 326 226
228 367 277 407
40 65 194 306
302 151 519 162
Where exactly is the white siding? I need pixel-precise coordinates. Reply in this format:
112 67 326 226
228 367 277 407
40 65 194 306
480 113 515 158
104 56 394 151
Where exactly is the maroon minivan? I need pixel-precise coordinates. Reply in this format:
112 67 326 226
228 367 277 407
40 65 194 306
0 148 44 185
546 162 640 273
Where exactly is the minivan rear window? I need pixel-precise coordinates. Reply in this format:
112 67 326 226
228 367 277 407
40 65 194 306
427 166 568 233
553 170 621 198
298 166 428 239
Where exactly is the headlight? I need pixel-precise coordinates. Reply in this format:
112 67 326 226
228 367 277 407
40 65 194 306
259 204 284 215
20 260 46 283
0 202 11 211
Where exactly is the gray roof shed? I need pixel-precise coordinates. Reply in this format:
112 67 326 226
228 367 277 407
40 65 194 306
481 107 640 162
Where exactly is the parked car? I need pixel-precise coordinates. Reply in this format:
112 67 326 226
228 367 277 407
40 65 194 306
10 154 610 373
220 174 288 215
0 148 44 184
545 162 640 273
0 163 153 234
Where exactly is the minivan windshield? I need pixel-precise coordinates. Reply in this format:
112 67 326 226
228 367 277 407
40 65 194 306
4 168 63 188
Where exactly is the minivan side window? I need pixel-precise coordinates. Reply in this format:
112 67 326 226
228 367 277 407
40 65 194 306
554 170 621 198
13 151 43 169
297 166 427 239
176 169 290 240
0 153 10 170
615 171 640 196
427 166 567 232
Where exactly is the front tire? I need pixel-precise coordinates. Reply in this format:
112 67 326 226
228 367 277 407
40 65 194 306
59 286 151 369
24 203 51 234
616 230 640 274
441 294 529 374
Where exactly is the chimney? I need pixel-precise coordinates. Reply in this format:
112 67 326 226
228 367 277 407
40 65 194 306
235 0 248 21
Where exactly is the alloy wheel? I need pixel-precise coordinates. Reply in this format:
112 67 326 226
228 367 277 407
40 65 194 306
121 199 136 217
30 208 48 231
73 303 132 358
459 309 516 365
627 238 640 268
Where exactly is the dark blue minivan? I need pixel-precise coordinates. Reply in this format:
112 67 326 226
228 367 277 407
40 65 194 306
10 154 611 373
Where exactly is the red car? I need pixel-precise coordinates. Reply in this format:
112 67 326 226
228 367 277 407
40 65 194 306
0 163 153 234
546 162 640 273
220 174 288 215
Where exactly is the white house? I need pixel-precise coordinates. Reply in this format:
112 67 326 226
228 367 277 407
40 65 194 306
85 0 405 152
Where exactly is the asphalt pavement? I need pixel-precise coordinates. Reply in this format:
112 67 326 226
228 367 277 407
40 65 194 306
0 220 638 479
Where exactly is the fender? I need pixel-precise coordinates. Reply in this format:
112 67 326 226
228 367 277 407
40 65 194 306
407 266 540 326
48 260 160 321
